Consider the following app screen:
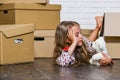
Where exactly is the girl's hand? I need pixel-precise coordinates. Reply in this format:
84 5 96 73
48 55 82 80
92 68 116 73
67 28 77 44
99 53 112 65
67 28 78 55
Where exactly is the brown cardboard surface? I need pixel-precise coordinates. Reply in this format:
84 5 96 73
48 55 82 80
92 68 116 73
104 13 120 36
105 37 120 59
81 29 93 37
0 24 35 65
0 3 61 30
34 37 55 57
0 3 60 10
0 0 48 4
34 30 55 58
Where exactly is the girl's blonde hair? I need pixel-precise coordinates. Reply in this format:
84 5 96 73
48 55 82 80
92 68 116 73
54 21 91 66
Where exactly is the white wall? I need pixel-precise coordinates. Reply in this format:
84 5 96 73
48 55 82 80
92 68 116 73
50 0 120 29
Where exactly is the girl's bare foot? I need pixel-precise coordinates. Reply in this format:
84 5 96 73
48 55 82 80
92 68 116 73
95 16 103 29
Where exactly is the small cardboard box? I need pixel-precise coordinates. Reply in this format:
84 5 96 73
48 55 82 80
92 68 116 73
0 24 35 65
34 30 55 58
0 3 61 29
0 0 49 4
34 29 93 58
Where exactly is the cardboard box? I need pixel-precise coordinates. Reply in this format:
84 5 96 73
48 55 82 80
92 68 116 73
0 3 61 29
0 24 35 65
34 30 55 58
34 29 93 58
103 13 120 58
0 0 49 4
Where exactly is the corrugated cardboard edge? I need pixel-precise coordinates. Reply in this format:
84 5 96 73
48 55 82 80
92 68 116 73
0 33 3 64
0 24 35 38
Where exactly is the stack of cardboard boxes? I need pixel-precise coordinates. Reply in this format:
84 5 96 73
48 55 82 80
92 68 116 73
0 0 61 65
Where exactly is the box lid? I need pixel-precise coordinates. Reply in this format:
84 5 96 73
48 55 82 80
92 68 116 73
0 3 61 10
0 24 34 38
0 0 48 4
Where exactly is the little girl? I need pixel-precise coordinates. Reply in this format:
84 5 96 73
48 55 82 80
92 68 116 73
54 16 112 67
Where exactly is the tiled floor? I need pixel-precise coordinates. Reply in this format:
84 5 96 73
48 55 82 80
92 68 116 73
0 58 120 80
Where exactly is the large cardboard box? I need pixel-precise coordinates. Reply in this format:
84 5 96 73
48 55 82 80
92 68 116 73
0 3 61 29
103 13 120 58
34 29 93 58
0 24 35 65
0 0 49 4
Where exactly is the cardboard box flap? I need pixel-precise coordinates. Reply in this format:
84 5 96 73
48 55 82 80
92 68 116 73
0 0 48 4
0 3 61 10
0 24 34 38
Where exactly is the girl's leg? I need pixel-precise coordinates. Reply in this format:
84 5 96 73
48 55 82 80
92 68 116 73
88 16 103 42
